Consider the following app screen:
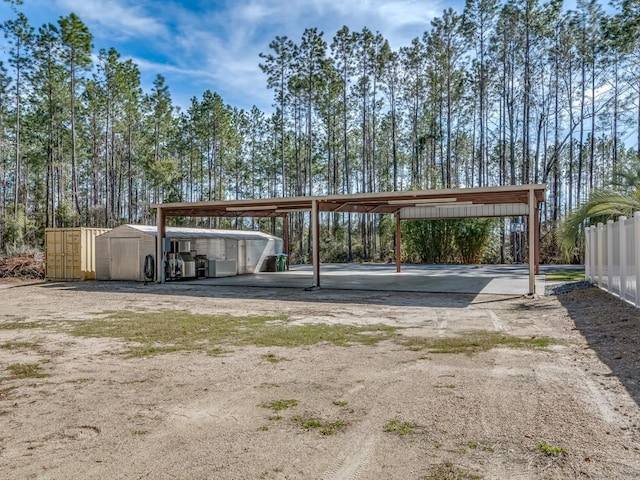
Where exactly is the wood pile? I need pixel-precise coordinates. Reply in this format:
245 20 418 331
0 251 45 279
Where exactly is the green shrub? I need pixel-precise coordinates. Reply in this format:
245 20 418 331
453 218 495 264
402 218 495 264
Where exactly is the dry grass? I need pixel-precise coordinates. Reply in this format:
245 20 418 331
399 330 556 355
67 310 398 356
6 363 48 379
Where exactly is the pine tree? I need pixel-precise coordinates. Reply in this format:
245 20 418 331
59 13 92 219
2 12 33 218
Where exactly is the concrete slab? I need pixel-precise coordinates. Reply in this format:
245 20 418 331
189 264 545 296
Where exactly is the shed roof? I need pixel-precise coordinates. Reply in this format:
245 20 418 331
121 224 280 241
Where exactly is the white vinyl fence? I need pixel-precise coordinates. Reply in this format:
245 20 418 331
584 211 640 308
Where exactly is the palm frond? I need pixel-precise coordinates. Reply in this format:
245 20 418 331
557 188 640 258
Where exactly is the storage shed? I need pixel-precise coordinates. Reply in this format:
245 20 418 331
45 227 111 281
95 224 284 282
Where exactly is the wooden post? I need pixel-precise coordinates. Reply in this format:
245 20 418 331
528 188 536 295
534 199 540 275
156 207 166 283
284 213 290 271
312 200 320 288
395 212 402 273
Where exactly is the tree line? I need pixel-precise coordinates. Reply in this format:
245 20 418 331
0 0 638 263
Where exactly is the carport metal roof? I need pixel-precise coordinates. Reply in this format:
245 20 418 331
154 184 544 218
153 184 546 294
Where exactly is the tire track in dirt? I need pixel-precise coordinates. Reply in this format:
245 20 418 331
321 374 407 480
320 416 379 480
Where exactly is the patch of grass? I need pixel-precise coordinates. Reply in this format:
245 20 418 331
68 310 397 357
243 322 397 348
132 429 148 436
434 384 456 389
7 363 47 379
0 321 45 330
257 425 269 431
128 345 185 357
263 353 288 363
383 419 418 436
70 310 285 351
465 440 495 453
261 399 298 412
424 461 481 480
328 420 347 428
398 330 556 356
292 415 348 435
536 442 567 456
0 341 37 350
207 347 229 356
546 269 584 282
333 400 348 407
300 419 322 429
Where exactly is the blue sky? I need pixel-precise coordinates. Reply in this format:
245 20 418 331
0 0 451 112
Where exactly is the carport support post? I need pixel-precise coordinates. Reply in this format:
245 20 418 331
156 207 166 283
284 213 290 271
534 200 540 276
395 212 402 273
312 200 320 288
528 188 536 295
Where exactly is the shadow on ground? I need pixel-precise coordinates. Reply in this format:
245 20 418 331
557 286 640 407
32 279 526 309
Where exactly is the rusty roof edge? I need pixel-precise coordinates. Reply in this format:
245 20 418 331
152 184 547 211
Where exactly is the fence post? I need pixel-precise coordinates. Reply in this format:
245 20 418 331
620 216 627 301
591 225 596 283
597 223 603 288
635 212 640 307
584 226 591 281
607 220 614 292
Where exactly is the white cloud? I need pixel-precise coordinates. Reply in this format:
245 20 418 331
377 1 442 29
55 0 169 39
231 2 277 23
41 0 447 111
155 0 447 109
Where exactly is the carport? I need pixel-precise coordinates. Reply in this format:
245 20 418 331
153 184 546 294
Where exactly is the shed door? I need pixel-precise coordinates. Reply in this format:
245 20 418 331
65 230 81 279
46 229 81 281
109 238 140 280
46 230 64 280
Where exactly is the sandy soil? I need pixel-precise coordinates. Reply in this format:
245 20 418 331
0 280 639 480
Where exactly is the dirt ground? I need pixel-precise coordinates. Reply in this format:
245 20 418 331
0 279 639 480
